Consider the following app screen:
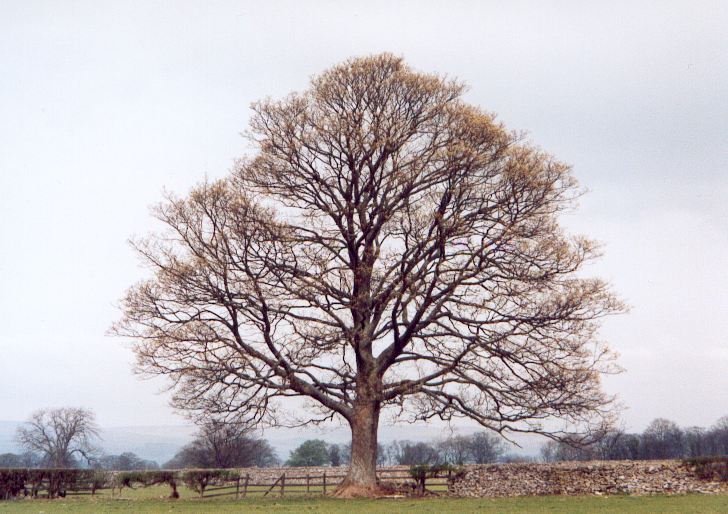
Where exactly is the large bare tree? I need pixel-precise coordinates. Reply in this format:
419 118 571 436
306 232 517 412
115 54 623 495
16 407 99 468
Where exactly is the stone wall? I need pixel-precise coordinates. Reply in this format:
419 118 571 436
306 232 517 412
203 465 412 485
127 461 726 496
449 460 728 497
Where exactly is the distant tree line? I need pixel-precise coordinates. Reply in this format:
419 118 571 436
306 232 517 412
0 449 160 471
3 408 162 470
98 452 159 470
10 407 725 470
285 432 512 467
541 416 728 462
0 452 41 469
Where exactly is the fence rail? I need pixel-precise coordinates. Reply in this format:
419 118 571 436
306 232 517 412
191 469 451 499
1 467 453 500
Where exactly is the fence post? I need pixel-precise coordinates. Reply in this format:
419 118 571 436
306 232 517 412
235 476 240 500
306 473 310 494
264 475 281 496
280 472 285 497
243 474 249 498
322 471 327 495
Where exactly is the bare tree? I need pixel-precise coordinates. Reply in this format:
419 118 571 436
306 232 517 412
468 431 507 464
328 444 342 467
99 452 159 470
708 416 728 456
115 54 622 495
0 452 40 468
439 434 472 465
592 428 634 460
164 421 278 469
683 426 708 459
641 418 684 460
439 432 505 464
394 441 442 466
15 408 99 468
540 440 559 462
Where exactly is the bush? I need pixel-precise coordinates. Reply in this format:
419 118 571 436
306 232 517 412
88 470 109 493
0 469 29 500
181 469 236 497
408 463 464 496
115 470 179 498
26 469 46 497
0 468 111 500
285 440 329 467
48 469 80 497
684 456 728 482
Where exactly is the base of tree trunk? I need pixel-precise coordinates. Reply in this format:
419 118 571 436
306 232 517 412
333 478 388 498
333 480 409 498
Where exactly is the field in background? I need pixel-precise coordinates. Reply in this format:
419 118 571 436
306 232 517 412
0 487 726 513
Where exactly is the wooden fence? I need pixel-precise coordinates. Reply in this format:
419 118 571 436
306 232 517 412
195 468 451 499
14 478 103 499
8 468 451 500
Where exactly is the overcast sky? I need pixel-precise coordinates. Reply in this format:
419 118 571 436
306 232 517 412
1 1 726 433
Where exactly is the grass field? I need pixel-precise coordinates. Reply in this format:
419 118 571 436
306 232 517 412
0 487 727 513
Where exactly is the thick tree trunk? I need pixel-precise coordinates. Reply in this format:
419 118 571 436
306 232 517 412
334 400 382 497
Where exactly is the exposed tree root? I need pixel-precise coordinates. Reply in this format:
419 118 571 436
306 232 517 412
333 480 416 498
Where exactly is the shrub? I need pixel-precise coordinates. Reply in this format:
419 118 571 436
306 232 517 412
408 463 464 496
26 469 46 497
116 470 179 498
684 456 728 482
0 468 110 499
72 470 109 494
46 469 80 498
0 469 29 500
181 469 236 497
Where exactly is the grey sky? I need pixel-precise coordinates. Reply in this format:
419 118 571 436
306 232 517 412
1 1 726 433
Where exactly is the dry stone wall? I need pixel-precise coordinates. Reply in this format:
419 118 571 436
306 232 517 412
142 461 725 497
449 460 728 497
205 465 412 485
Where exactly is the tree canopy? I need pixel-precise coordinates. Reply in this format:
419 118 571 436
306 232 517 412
164 421 278 469
285 439 330 467
15 407 99 468
115 53 623 493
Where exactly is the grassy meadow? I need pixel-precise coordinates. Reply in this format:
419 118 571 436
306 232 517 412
0 486 726 513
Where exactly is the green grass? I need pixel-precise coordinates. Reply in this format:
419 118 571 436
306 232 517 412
0 487 726 513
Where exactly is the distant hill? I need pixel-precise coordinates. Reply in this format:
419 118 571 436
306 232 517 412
99 425 196 464
0 420 193 464
0 420 21 453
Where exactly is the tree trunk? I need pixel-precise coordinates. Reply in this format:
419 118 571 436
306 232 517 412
334 400 381 497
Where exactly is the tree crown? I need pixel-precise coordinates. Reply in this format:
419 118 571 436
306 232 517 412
115 53 623 442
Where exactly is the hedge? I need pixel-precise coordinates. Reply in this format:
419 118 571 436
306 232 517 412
181 469 237 497
115 470 180 498
684 456 728 482
409 463 464 495
0 469 108 499
2 468 247 501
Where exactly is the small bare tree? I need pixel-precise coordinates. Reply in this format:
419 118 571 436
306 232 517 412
709 416 728 456
115 54 623 495
15 408 99 468
439 435 473 465
641 418 684 459
468 431 507 464
166 421 277 468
